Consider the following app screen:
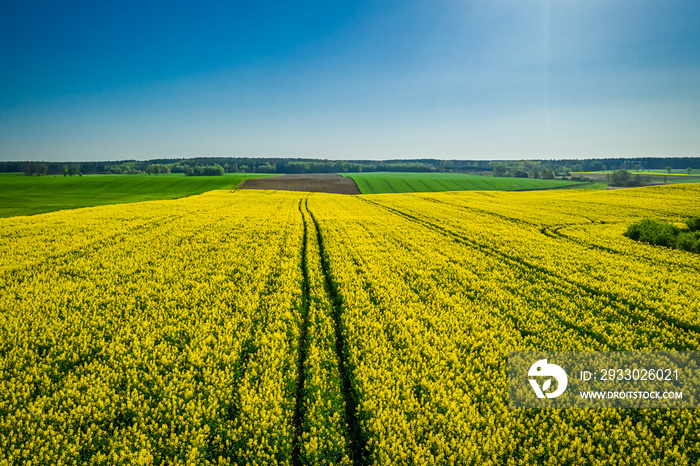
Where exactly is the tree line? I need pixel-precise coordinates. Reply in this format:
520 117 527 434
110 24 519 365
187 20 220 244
3 156 698 177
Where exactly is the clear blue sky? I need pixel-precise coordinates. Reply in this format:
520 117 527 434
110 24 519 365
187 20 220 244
1 0 699 161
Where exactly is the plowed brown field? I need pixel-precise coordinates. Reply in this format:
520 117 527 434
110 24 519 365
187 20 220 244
239 173 361 194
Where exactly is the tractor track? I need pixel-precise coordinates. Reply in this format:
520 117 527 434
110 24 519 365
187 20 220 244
303 198 367 466
358 197 700 349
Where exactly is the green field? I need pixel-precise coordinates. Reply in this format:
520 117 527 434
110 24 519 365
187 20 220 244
579 169 700 176
0 173 273 217
634 169 699 175
574 171 700 184
343 172 592 194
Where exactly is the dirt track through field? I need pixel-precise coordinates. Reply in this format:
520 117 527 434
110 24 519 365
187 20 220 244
239 174 361 194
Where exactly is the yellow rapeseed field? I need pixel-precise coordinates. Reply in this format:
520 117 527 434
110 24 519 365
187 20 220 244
1 184 699 465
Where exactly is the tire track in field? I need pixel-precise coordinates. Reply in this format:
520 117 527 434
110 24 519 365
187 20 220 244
340 202 587 347
419 196 699 315
412 195 540 228
357 198 619 346
539 224 618 255
421 195 630 256
358 197 700 350
540 223 700 272
304 198 367 466
292 200 311 466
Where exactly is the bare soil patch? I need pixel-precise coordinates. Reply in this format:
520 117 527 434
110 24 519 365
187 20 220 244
239 174 361 195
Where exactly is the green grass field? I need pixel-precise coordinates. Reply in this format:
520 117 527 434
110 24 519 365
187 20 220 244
574 171 700 184
343 172 592 194
634 169 699 175
0 173 273 217
580 169 700 176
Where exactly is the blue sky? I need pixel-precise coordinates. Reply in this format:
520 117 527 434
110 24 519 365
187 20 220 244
1 0 699 161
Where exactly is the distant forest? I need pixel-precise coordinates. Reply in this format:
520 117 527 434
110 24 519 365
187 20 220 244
3 156 699 177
